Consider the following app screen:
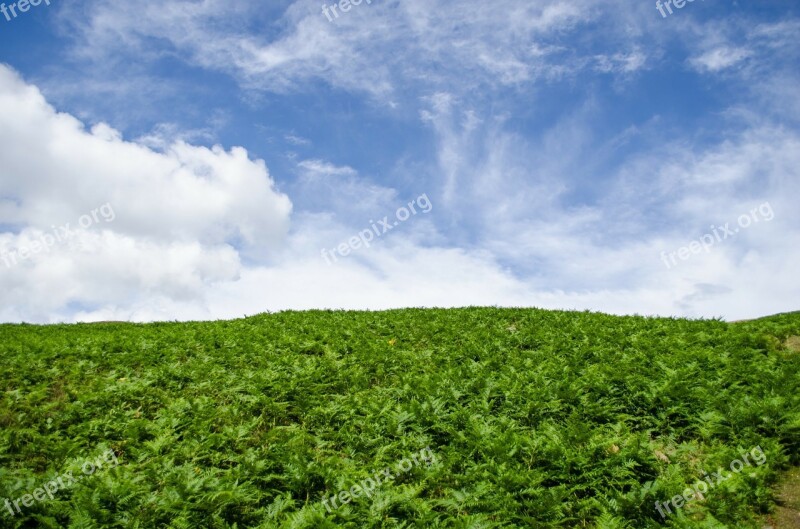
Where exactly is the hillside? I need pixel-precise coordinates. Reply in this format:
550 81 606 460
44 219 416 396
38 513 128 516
1 308 799 528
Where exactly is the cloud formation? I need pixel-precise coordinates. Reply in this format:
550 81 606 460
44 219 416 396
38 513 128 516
0 65 291 321
0 1 798 322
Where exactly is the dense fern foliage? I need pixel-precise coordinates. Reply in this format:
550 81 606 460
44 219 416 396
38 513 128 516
1 308 798 528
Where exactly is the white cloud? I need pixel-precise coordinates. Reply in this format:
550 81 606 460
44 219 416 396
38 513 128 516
686 19 800 79
408 85 800 319
594 51 647 73
0 66 292 250
689 46 751 72
291 160 400 222
0 65 291 322
285 134 311 146
57 0 640 102
297 159 357 177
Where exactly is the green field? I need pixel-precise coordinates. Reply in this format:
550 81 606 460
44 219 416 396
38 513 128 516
1 308 798 528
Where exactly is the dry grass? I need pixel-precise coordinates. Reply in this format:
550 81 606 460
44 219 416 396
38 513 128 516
785 336 800 353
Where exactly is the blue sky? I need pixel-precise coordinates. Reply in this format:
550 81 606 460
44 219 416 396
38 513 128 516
0 0 798 322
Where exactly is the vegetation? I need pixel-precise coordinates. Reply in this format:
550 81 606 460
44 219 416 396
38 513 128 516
1 308 798 528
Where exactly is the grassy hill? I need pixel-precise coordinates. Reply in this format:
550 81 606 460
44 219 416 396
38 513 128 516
0 308 798 528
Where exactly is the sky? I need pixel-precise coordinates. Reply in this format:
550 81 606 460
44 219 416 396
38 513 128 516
0 0 798 323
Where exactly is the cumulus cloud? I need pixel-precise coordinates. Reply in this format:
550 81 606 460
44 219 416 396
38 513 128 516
0 65 291 322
